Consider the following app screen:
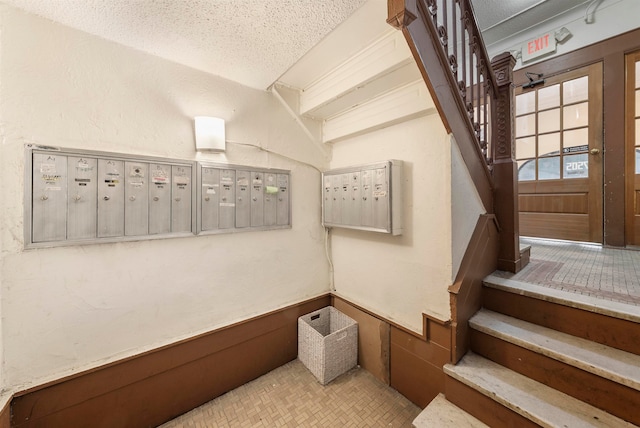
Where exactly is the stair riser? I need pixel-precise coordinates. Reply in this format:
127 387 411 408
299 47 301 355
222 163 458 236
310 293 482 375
471 330 640 426
444 375 540 428
483 287 640 356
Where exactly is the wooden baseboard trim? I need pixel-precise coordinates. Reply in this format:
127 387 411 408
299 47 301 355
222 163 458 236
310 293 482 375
11 294 331 428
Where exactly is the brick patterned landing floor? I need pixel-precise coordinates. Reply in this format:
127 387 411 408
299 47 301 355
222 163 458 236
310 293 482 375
158 359 420 427
495 237 640 306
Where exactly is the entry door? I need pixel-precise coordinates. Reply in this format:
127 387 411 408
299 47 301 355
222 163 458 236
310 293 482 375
515 63 603 243
625 51 640 246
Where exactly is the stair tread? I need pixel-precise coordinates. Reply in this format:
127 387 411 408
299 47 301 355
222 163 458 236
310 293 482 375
470 309 640 391
444 352 636 427
484 274 640 324
413 393 489 428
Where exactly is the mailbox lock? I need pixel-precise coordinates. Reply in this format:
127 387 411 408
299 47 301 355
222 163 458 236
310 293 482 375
222 197 227 202
129 196 136 201
175 197 181 202
73 195 81 202
153 196 159 201
204 196 210 202
252 197 257 202
363 196 367 201
103 196 110 201
40 195 49 201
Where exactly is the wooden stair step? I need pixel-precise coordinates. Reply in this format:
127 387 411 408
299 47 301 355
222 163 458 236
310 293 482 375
444 353 636 427
413 393 489 428
483 275 640 324
470 308 640 392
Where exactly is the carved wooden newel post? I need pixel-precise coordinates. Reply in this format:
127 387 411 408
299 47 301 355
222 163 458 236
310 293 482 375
491 52 522 273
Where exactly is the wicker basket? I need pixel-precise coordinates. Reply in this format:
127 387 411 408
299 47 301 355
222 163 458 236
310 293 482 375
298 306 358 385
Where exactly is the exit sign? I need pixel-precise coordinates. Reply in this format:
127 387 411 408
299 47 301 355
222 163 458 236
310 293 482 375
521 32 556 63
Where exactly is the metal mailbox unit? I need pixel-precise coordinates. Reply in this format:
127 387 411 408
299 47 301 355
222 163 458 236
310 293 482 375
322 160 403 235
196 162 291 235
25 144 196 248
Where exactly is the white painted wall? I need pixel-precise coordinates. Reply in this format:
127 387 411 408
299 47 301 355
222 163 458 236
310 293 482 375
330 113 461 332
450 135 485 280
0 5 329 391
486 0 640 70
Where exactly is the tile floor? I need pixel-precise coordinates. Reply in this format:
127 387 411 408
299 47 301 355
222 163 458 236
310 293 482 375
495 237 640 306
158 359 420 428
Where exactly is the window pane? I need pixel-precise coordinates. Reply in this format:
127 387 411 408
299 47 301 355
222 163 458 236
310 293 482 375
636 89 640 115
538 156 560 180
516 91 536 115
538 84 560 110
538 108 560 133
563 76 588 104
636 147 640 174
563 128 588 151
636 60 640 89
518 159 536 181
539 133 560 156
563 102 589 129
636 118 640 146
563 153 589 179
516 137 536 159
516 114 535 137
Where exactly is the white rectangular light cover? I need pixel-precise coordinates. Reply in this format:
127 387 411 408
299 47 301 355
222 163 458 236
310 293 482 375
195 116 225 151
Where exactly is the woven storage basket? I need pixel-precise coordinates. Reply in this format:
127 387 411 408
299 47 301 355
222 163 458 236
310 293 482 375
298 306 358 385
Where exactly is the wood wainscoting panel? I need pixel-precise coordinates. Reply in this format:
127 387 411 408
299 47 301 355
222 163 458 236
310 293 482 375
0 399 10 428
519 212 590 242
389 322 450 408
449 214 499 362
519 193 588 214
11 295 331 428
331 297 391 384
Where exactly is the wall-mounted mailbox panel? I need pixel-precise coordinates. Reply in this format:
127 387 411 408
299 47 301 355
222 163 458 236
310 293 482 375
25 145 195 248
25 146 291 248
322 160 403 235
196 163 291 234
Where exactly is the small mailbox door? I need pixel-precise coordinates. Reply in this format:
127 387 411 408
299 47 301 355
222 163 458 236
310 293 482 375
235 170 250 228
32 153 68 242
67 156 97 240
264 172 277 226
276 173 290 226
171 165 192 233
201 167 220 231
373 167 390 231
125 162 149 236
251 171 264 227
219 169 236 229
97 159 125 238
149 163 171 235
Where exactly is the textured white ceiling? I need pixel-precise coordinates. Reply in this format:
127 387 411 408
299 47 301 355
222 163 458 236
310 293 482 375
3 0 367 90
4 0 592 90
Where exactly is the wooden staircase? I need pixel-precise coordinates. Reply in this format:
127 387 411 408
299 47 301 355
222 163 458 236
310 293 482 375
415 276 640 427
